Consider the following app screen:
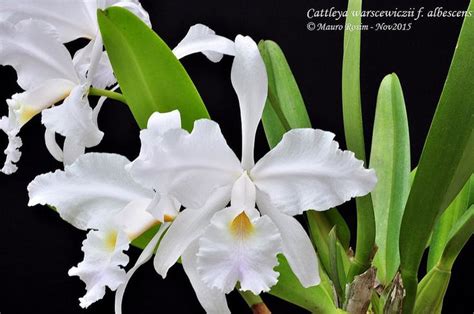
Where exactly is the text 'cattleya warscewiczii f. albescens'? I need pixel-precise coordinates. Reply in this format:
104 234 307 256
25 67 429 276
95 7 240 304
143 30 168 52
28 32 376 313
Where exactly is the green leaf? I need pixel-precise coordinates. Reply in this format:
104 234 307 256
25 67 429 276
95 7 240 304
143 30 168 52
131 224 160 249
342 0 366 163
427 176 471 270
307 210 351 286
307 209 351 250
399 2 474 311
369 73 410 285
370 292 383 314
438 204 474 271
269 255 339 313
258 40 312 148
469 175 474 206
307 211 331 276
328 227 348 304
325 208 351 250
414 267 449 314
342 0 376 282
415 205 473 313
97 7 209 130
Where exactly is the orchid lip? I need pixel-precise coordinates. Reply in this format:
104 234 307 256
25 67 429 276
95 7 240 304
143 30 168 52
230 211 254 239
105 230 118 252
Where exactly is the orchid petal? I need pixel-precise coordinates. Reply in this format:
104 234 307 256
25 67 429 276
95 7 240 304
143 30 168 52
231 35 268 170
69 227 130 308
113 199 159 239
28 153 153 230
146 110 182 136
251 129 377 216
258 199 320 287
173 24 235 62
0 0 97 42
154 186 231 277
0 112 21 175
197 207 282 294
73 38 116 89
6 78 75 127
182 240 230 314
42 85 104 149
0 20 78 89
145 193 181 222
129 119 242 209
91 50 116 88
115 223 169 314
44 129 64 163
0 0 151 43
133 110 182 165
112 1 151 28
63 136 86 166
92 84 120 125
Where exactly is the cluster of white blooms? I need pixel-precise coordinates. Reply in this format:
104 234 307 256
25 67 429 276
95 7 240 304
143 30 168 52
1 1 377 313
0 0 151 174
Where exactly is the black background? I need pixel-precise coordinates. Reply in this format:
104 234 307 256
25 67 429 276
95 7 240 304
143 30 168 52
0 0 472 313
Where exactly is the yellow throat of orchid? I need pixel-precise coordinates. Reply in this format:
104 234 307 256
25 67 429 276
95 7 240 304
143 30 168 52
230 211 254 239
105 230 118 252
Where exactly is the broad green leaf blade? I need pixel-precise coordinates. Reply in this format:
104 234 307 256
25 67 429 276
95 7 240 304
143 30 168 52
258 40 312 148
370 73 410 285
427 176 471 270
399 2 474 311
97 7 209 130
269 255 338 313
342 0 376 282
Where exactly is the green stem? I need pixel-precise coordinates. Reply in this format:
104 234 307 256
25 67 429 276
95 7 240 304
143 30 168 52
238 289 270 314
239 289 263 307
88 87 128 104
347 195 376 282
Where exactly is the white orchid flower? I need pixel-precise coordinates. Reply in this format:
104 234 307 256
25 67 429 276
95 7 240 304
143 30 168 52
0 19 104 174
26 25 235 309
127 35 377 312
0 0 151 89
0 0 150 42
0 0 151 174
0 19 234 174
27 153 166 308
